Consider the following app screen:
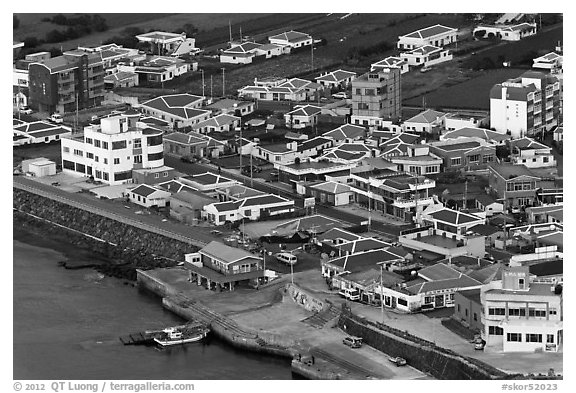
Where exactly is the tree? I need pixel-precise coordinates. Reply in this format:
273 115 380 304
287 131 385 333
13 14 19 29
23 36 40 48
473 30 486 39
178 23 198 37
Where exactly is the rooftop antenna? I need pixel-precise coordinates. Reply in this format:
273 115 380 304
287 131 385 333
240 26 242 42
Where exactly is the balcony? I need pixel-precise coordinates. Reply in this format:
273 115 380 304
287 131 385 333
546 102 554 110
393 196 435 208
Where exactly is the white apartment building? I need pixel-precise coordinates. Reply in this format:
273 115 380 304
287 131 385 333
61 112 164 185
490 71 561 139
481 266 562 353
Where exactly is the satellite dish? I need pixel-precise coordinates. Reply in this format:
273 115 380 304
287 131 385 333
411 270 417 276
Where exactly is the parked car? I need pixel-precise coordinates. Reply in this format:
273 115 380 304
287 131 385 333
275 252 297 265
20 106 32 114
388 356 407 366
342 336 363 348
338 288 360 301
331 92 348 99
420 66 432 73
241 165 262 175
473 336 486 350
49 113 64 124
180 156 196 163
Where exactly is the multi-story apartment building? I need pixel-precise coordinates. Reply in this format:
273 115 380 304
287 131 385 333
351 68 401 127
481 266 562 352
428 137 496 171
348 168 436 222
490 71 561 138
28 50 105 114
60 112 164 185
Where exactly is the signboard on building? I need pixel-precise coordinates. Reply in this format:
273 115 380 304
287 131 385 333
304 197 315 208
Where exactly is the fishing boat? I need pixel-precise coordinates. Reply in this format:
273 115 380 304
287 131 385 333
153 324 210 347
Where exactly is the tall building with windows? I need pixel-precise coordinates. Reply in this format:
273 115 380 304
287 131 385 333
490 71 560 139
28 50 105 114
481 266 562 352
60 111 164 185
351 68 401 128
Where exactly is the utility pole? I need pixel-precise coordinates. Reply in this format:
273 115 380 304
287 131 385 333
380 263 384 322
221 67 226 97
250 151 253 187
75 92 79 134
463 180 468 210
210 75 213 101
200 69 205 98
311 39 314 71
229 20 232 43
239 126 243 176
414 175 419 226
240 26 243 42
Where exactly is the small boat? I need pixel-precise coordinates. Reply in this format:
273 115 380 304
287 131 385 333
153 325 210 347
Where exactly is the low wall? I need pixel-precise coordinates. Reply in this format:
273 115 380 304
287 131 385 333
338 309 511 380
286 283 325 313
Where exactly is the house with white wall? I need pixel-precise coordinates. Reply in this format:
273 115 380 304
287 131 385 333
397 24 458 50
400 45 453 68
533 52 562 70
128 184 171 208
315 69 356 89
284 105 322 129
192 114 240 134
370 56 410 74
402 109 446 134
473 23 537 42
203 194 295 225
220 42 262 64
139 93 210 129
509 137 556 169
268 30 312 49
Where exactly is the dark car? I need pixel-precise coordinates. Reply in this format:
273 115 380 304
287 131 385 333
343 336 363 348
241 165 261 175
180 156 196 163
388 356 407 366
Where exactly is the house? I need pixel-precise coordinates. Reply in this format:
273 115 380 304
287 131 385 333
252 142 300 165
277 160 356 187
443 113 489 131
473 23 537 42
203 194 295 226
220 42 262 64
508 137 556 168
389 145 443 175
117 56 193 85
164 132 215 159
370 56 409 74
60 114 165 185
525 205 563 225
104 71 139 89
428 138 496 171
139 94 210 129
351 69 402 127
205 99 255 117
128 184 171 208
400 45 453 68
136 31 199 56
185 241 264 291
323 124 366 145
192 114 241 134
284 105 322 129
297 136 333 157
132 165 177 185
441 127 509 144
268 30 312 49
315 69 356 89
238 78 321 102
398 226 485 258
480 266 562 352
215 184 264 202
453 289 483 332
169 188 219 224
179 172 239 193
378 132 421 158
303 181 355 206
317 227 363 247
76 43 141 72
421 206 485 236
254 43 284 58
284 132 308 141
487 163 542 209
13 121 72 146
402 109 446 134
321 248 404 282
319 144 373 164
397 24 458 50
490 71 561 138
533 52 563 70
474 194 504 217
467 223 505 248
21 157 56 178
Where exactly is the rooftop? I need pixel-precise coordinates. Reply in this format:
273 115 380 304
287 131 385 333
269 30 311 43
486 282 560 297
200 241 261 265
401 24 457 40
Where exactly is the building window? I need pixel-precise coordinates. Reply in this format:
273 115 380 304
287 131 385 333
450 157 461 166
508 308 526 317
163 172 168 177
473 313 477 321
85 137 93 144
94 156 99 162
86 152 94 159
73 149 83 157
94 140 101 148
507 333 522 342
488 326 503 335
468 154 480 163
102 141 109 149
113 158 120 165
547 334 554 343
518 278 525 289
154 173 160 179
112 140 127 150
549 309 557 316
134 139 141 149
103 172 109 181
134 155 142 164
526 333 542 343
465 309 468 316
244 210 251 216
488 307 505 316
426 296 434 304
104 158 108 164
397 298 407 307
63 147 70 153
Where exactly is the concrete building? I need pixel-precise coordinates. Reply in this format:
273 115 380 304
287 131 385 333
315 69 357 89
284 105 322 129
428 138 496 171
399 45 452 68
60 112 164 185
473 23 537 42
351 69 401 127
370 56 409 74
533 52 563 70
481 266 562 352
28 51 105 113
268 30 312 49
487 163 541 209
21 157 57 178
139 93 210 129
508 137 556 169
136 31 199 56
397 24 458 50
402 109 446 134
13 121 72 146
490 71 561 138
128 184 171 208
454 289 483 332
203 194 295 225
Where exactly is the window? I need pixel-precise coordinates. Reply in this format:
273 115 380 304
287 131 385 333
507 333 522 342
450 157 461 166
102 142 109 150
218 215 225 222
528 309 546 318
473 313 477 321
465 309 468 316
86 152 94 159
163 172 168 177
94 156 99 162
244 210 251 216
549 309 557 316
85 137 93 144
355 88 361 95
426 296 434 304
525 333 542 343
364 88 375 96
63 147 70 153
73 149 83 157
488 307 506 316
488 326 503 335
397 298 407 306
547 334 554 344
133 139 141 149
94 140 101 148
357 103 369 110
518 278 525 289
543 156 549 163
148 152 163 161
62 160 75 170
113 158 120 165
468 154 480 163
114 171 131 181
104 158 108 164
154 173 160 179
508 308 526 317
112 140 127 150
134 155 142 164
95 170 101 179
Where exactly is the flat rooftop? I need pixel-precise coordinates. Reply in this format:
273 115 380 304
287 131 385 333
417 235 461 249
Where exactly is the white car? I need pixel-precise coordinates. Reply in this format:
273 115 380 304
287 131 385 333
420 66 432 73
275 252 297 265
20 106 33 114
49 113 64 124
331 92 348 99
338 288 360 301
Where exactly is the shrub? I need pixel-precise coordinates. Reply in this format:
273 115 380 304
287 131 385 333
473 30 486 39
13 14 19 29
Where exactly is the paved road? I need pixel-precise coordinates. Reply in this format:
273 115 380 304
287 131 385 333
13 176 217 248
166 156 409 239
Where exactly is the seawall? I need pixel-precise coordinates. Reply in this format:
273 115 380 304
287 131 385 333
13 188 200 280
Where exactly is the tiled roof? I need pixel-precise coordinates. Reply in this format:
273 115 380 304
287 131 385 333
130 184 162 198
224 42 262 54
433 141 481 152
286 104 322 117
187 172 234 185
442 127 509 143
510 137 550 151
339 238 390 254
315 69 356 82
327 249 404 273
200 241 260 264
141 94 207 120
193 114 240 129
309 181 352 194
269 30 311 43
488 163 539 180
405 109 445 124
405 45 442 55
401 24 457 40
406 275 481 295
298 136 332 151
318 228 363 243
468 224 502 236
163 131 208 145
418 262 462 281
211 200 242 212
14 121 59 133
104 71 136 82
323 124 366 141
372 56 406 68
426 208 483 226
240 194 291 208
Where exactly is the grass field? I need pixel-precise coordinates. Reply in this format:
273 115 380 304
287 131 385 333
404 68 527 110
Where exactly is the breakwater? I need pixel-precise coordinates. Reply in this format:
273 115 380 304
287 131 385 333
13 188 199 280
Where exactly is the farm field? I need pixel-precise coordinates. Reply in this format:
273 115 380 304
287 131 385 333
404 68 527 110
